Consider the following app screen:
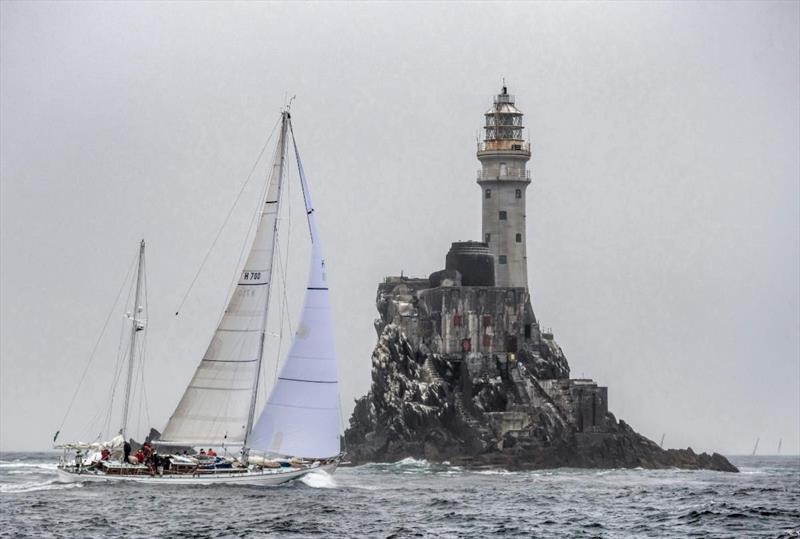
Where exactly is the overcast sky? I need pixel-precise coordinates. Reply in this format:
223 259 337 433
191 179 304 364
1 1 798 455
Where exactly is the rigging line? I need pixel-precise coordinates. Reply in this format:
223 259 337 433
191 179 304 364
105 265 137 439
137 345 151 440
135 367 141 438
174 114 282 316
55 246 139 438
82 258 139 442
271 157 295 385
142 261 151 431
283 128 293 337
111 262 138 432
259 149 289 402
131 318 145 437
271 241 295 383
287 118 315 239
271 241 286 385
271 158 288 385
105 321 131 437
80 395 108 442
135 262 151 437
102 338 126 439
210 130 280 338
254 137 290 401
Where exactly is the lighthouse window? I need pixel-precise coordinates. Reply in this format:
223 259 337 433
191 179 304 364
498 255 507 264
516 233 522 243
485 188 491 199
499 211 507 220
515 189 522 199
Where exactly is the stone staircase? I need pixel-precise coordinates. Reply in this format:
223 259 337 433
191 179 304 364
422 355 444 385
453 390 495 443
508 367 533 405
453 393 480 428
423 355 494 442
511 363 570 428
530 381 570 428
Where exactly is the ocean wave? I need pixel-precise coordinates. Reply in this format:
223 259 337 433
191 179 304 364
394 457 430 467
473 469 515 475
0 479 83 494
0 462 57 470
353 457 436 473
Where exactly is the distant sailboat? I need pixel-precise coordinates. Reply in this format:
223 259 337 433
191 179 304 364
752 437 760 456
777 438 782 455
54 109 341 485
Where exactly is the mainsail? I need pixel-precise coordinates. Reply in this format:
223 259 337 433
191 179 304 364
161 116 289 446
248 122 341 459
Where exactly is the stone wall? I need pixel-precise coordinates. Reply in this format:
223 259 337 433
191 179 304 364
539 379 609 432
418 286 534 355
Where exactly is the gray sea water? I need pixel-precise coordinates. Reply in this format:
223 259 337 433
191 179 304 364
0 453 798 538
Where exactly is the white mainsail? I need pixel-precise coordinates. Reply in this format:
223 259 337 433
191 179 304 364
160 117 288 446
248 124 341 459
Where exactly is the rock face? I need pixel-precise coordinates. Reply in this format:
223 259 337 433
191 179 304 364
344 275 737 473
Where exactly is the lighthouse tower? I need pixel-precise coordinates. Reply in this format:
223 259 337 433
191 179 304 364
477 86 532 289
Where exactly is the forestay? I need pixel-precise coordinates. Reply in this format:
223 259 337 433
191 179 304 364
161 127 287 447
249 124 341 459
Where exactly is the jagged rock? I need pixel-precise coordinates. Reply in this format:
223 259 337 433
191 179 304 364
345 281 738 473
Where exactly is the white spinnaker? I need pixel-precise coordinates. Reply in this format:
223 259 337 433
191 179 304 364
249 127 340 459
161 129 286 447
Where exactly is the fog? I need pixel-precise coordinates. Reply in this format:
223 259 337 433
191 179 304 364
1 1 798 455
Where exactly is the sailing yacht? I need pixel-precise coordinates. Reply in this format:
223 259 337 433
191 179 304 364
55 110 342 485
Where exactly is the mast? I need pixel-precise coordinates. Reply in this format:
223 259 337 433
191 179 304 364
121 239 146 439
242 111 289 458
752 437 759 456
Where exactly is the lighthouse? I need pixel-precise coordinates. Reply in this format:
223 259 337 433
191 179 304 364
477 86 531 289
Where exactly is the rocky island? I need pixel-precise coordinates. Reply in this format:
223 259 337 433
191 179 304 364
343 87 737 473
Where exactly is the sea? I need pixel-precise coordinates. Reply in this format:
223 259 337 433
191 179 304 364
0 453 797 538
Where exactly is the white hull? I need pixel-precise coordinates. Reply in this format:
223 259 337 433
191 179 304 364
55 465 315 486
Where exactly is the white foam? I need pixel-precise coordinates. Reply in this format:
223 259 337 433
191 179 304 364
0 462 57 470
0 479 83 494
474 469 515 475
300 470 337 489
395 457 429 466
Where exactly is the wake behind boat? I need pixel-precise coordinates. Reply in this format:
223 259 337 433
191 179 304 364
54 108 342 486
